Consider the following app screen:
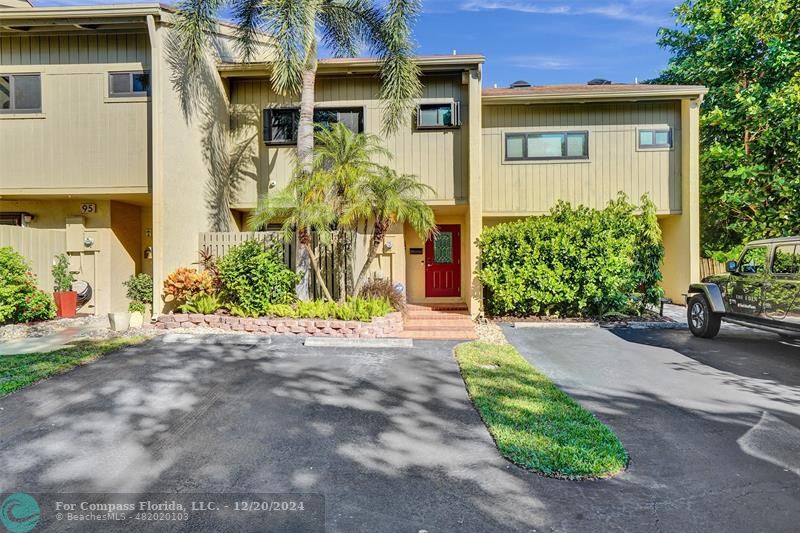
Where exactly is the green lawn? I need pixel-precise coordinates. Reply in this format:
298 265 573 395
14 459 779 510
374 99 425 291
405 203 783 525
454 341 628 479
0 337 146 396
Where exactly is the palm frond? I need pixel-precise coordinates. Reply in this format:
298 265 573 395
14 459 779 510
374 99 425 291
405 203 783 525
174 0 225 75
231 0 265 62
260 0 318 95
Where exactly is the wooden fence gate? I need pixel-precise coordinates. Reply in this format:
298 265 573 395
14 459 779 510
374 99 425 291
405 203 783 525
0 226 66 292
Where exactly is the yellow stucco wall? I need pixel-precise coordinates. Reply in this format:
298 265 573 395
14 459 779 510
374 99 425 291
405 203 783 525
0 198 147 313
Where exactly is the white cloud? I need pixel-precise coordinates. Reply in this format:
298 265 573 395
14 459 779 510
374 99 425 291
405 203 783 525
503 55 575 70
460 1 672 26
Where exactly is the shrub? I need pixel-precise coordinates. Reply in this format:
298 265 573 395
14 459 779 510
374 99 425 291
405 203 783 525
128 301 146 313
262 297 393 321
52 254 75 292
180 293 223 314
197 247 222 292
0 247 56 324
124 273 153 306
217 240 299 315
478 194 664 317
163 267 213 303
359 277 406 312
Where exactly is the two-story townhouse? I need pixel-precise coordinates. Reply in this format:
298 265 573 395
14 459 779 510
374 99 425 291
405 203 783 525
1 2 705 317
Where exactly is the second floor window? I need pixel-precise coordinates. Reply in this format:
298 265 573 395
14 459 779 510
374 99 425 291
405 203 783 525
1 74 42 113
416 102 461 129
505 131 589 161
639 128 672 149
109 71 151 97
263 107 364 144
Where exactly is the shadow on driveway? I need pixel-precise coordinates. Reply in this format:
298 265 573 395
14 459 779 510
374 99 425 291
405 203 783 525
1 332 799 531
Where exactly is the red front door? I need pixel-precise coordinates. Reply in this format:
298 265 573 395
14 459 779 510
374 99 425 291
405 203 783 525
425 225 461 297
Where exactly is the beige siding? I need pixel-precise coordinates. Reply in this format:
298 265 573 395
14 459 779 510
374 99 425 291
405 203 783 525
229 74 468 206
0 33 150 192
481 101 682 214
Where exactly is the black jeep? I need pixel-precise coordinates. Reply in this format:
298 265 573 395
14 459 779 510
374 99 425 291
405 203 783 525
686 237 800 339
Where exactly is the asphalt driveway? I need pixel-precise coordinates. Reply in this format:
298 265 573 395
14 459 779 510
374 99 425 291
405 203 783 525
1 331 798 531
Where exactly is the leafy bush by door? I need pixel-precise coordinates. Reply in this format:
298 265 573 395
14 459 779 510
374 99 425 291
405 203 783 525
478 194 663 317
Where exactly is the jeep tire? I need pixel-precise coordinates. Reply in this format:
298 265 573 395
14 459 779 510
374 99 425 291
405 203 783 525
688 294 722 339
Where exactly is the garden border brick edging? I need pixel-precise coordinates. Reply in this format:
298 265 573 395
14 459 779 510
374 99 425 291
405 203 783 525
154 312 404 338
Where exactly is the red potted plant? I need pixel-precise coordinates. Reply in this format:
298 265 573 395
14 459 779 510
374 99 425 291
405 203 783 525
52 253 77 318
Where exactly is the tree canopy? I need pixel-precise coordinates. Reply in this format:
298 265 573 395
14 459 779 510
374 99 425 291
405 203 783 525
656 0 800 253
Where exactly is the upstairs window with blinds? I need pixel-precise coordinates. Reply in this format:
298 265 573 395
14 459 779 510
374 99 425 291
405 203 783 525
263 107 364 144
109 71 151 97
505 131 589 161
1 74 42 113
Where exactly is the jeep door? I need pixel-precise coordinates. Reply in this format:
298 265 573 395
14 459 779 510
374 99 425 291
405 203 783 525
729 245 769 317
765 243 800 326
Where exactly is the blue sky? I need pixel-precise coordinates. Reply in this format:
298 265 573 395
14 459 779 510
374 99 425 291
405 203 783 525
36 0 679 87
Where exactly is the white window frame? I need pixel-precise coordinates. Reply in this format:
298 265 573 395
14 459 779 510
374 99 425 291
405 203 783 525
108 71 151 98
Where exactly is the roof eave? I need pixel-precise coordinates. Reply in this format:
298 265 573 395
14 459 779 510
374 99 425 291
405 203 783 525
481 87 708 104
218 55 485 78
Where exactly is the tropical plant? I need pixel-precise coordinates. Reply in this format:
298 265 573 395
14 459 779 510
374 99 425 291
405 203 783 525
313 123 390 300
248 172 337 301
175 0 421 171
179 293 224 314
263 296 392 321
175 0 423 298
197 247 222 291
359 277 405 312
163 267 214 303
0 247 56 324
123 273 153 307
348 166 435 296
216 239 299 315
52 254 75 292
655 0 800 253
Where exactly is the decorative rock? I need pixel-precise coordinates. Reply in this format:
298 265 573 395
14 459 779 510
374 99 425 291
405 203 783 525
173 314 189 323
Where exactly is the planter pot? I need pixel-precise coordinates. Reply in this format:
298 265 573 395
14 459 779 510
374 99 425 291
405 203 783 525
108 312 130 332
144 304 152 324
53 291 78 318
129 311 144 329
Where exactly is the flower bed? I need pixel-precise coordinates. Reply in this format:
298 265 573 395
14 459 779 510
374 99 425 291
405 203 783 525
155 312 403 338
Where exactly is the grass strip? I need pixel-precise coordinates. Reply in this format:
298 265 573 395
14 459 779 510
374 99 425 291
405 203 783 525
454 341 628 479
0 336 146 396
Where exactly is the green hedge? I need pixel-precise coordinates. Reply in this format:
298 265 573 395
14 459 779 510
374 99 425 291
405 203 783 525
0 247 56 324
478 194 663 317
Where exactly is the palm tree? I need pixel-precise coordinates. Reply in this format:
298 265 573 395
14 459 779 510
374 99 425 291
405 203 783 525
313 123 389 300
174 0 422 173
247 171 336 301
346 166 436 296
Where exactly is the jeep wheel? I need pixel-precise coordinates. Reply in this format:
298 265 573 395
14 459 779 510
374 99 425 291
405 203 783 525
688 294 721 339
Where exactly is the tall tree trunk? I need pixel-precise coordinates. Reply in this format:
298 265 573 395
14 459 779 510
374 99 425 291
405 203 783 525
335 226 347 303
304 241 333 302
294 41 318 299
297 41 317 175
353 221 387 297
